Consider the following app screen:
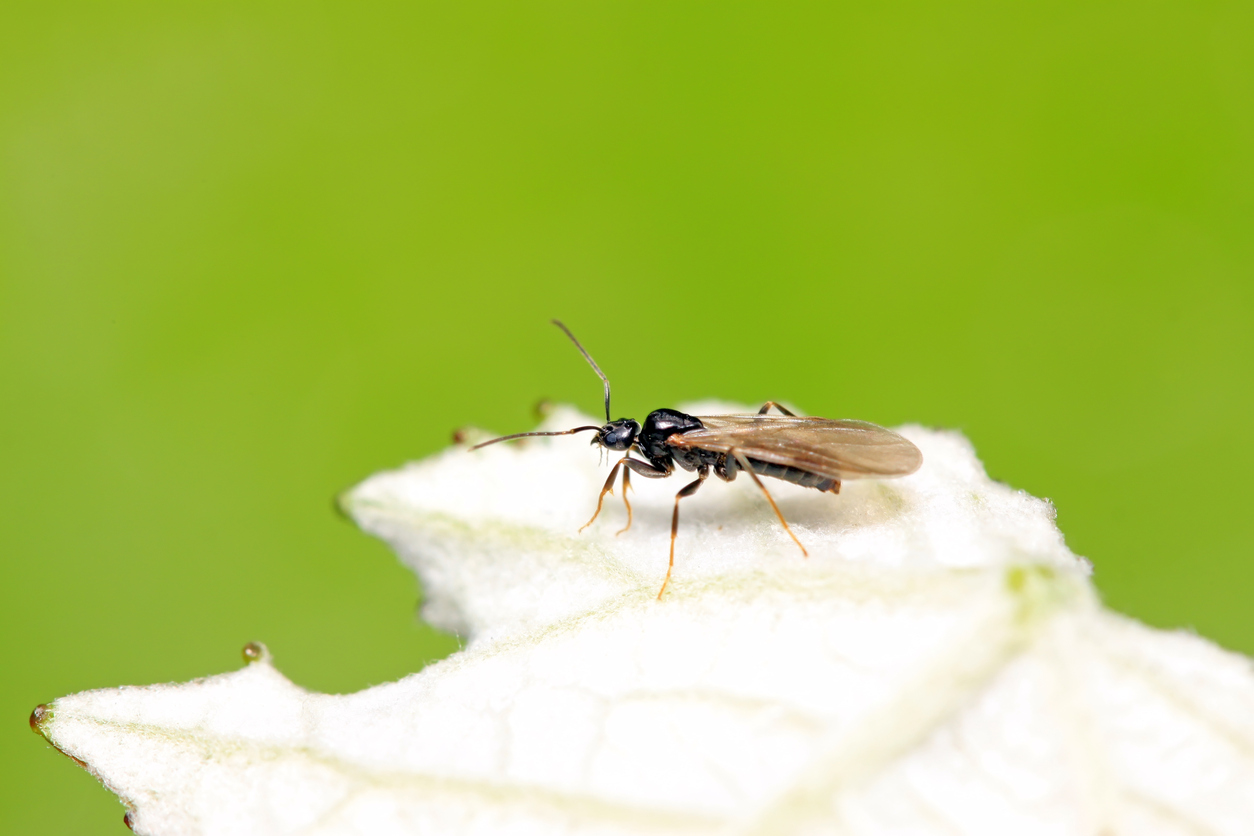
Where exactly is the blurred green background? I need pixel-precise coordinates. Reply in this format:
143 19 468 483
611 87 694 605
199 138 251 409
2 1 1251 831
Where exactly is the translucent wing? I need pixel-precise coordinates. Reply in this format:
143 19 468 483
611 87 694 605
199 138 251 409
668 414 923 480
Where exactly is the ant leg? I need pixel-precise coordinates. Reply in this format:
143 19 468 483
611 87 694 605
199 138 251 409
580 460 624 532
658 469 709 600
730 450 808 557
616 467 633 536
582 456 669 532
622 457 672 479
757 401 797 416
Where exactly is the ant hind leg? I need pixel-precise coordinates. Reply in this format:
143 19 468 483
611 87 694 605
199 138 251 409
729 450 808 557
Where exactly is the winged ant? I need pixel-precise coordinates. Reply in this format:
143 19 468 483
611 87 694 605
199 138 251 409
472 321 923 598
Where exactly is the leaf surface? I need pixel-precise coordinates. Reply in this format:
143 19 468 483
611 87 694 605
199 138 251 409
34 406 1254 835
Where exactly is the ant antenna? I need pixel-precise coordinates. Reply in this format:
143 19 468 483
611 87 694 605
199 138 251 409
469 321 610 451
552 319 612 422
470 425 601 450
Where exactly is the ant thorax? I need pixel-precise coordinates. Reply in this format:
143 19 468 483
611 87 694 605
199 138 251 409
638 409 704 463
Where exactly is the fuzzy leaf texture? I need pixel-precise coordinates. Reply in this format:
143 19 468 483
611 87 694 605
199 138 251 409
32 404 1254 835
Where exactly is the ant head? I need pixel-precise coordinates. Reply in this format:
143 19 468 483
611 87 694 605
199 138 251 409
594 418 640 451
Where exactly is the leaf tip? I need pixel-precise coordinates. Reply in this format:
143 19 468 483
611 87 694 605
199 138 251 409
30 703 91 769
332 491 354 522
241 641 271 665
29 703 52 737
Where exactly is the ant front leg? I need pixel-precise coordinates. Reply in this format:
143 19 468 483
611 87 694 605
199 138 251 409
581 459 625 532
757 401 797 416
580 456 669 532
616 467 633 535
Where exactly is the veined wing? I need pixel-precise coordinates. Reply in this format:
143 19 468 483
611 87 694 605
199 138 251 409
667 414 923 480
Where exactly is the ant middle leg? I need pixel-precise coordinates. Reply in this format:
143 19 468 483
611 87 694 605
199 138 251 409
658 468 709 600
758 401 798 416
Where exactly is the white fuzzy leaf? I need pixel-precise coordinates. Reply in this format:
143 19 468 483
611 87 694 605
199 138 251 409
34 405 1254 835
